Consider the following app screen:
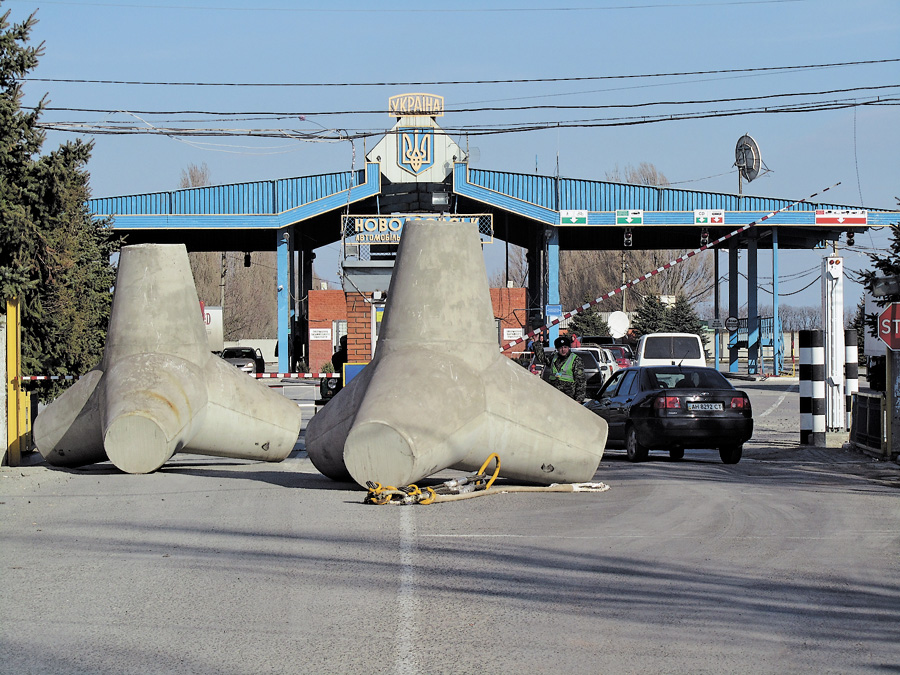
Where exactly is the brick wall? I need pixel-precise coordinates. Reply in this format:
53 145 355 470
346 293 374 363
491 287 528 358
308 287 528 370
308 290 347 372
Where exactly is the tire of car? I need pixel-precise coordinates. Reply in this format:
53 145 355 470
626 426 649 462
719 444 743 464
669 448 685 460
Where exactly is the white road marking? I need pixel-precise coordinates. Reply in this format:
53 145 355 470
758 382 799 418
396 507 418 674
421 532 896 540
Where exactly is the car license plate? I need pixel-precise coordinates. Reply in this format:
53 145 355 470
688 402 722 411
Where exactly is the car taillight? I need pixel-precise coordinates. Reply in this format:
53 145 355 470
730 396 750 409
529 365 539 374
654 395 681 410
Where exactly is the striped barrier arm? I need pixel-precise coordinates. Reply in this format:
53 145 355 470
21 372 340 382
502 182 842 352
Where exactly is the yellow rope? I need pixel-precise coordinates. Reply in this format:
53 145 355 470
364 453 610 505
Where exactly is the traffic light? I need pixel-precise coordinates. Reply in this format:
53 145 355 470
846 231 855 246
243 252 251 267
700 228 710 246
624 228 633 247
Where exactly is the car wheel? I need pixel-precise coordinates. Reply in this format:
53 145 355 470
626 426 649 462
719 444 743 464
669 448 685 460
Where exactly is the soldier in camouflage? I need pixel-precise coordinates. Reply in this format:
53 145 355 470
538 335 586 402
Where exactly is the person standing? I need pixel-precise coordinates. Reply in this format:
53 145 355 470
331 335 348 391
542 335 586 402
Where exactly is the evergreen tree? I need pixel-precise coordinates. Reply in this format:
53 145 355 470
663 293 707 345
849 294 866 359
568 297 609 338
0 9 120 401
856 217 900 338
631 294 667 337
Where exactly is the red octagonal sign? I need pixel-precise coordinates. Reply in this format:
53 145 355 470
878 302 900 351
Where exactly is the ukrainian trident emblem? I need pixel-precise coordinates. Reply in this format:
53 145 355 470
398 128 434 176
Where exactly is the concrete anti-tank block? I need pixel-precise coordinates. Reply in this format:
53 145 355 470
34 244 302 474
306 220 607 487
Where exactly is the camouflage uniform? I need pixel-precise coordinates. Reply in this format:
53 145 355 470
542 350 586 402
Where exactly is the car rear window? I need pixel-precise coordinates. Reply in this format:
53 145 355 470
643 368 731 390
573 351 600 369
643 336 702 360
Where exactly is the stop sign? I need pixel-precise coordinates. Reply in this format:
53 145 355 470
878 302 900 351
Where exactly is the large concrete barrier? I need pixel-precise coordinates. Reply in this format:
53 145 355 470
34 244 303 473
306 219 607 487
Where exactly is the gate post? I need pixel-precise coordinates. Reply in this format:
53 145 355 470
799 329 826 446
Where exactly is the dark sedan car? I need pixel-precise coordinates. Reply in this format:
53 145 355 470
221 347 266 374
585 365 753 463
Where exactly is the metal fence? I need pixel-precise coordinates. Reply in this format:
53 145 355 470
849 392 887 455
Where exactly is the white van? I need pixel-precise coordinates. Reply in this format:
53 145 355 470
635 332 707 367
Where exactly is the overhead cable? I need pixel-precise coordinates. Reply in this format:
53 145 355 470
22 57 900 88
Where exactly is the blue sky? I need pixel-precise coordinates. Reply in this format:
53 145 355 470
14 0 900 311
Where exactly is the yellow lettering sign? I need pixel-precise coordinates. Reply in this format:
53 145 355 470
388 93 444 118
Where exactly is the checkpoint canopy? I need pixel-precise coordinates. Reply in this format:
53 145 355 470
87 92 900 373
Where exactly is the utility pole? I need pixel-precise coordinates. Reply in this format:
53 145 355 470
621 251 627 312
219 251 226 310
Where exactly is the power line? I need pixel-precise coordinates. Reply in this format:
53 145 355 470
34 84 900 118
37 96 900 139
7 0 810 11
22 57 898 88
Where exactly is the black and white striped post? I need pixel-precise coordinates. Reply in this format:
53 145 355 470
844 329 859 431
799 330 826 446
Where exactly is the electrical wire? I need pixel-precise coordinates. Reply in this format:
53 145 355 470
35 96 900 140
33 84 900 117
23 57 898 88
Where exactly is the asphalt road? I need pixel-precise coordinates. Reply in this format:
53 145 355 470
2 379 899 674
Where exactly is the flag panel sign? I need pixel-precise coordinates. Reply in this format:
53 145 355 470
815 209 867 225
559 210 588 225
694 209 725 225
616 209 643 225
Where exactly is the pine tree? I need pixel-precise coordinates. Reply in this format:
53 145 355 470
568 297 609 338
849 294 866 358
664 293 707 345
0 9 120 401
631 294 667 337
857 217 900 338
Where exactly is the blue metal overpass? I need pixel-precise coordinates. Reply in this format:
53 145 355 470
89 161 898 373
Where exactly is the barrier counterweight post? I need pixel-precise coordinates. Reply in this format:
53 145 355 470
844 329 859 432
799 330 826 446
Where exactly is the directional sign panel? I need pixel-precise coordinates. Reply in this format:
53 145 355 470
878 302 900 351
695 209 725 225
616 209 643 225
559 210 587 225
815 209 867 225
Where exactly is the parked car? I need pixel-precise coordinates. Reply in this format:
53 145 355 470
585 365 752 463
581 337 635 368
634 332 706 367
318 373 342 405
529 347 611 398
584 345 620 376
601 344 633 369
221 347 265 374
